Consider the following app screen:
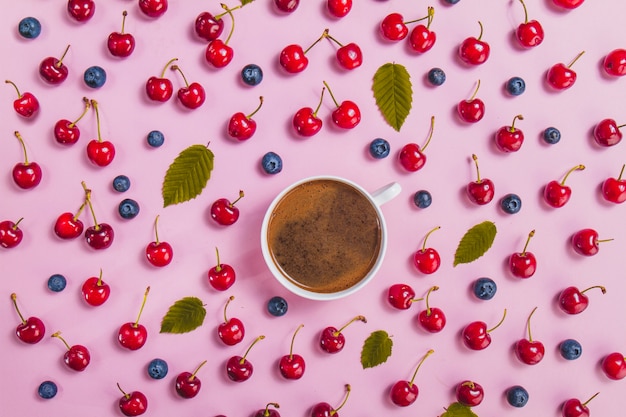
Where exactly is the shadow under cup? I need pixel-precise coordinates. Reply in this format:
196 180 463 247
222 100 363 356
261 177 395 300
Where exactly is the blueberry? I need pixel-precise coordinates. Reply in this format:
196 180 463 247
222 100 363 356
38 381 58 399
506 385 529 408
241 64 263 86
444 0 460 3
413 190 432 208
147 358 168 379
261 152 283 174
83 66 106 89
112 175 131 192
118 198 140 219
267 296 288 316
147 130 165 148
369 138 390 159
505 76 526 96
473 277 497 300
18 17 41 39
47 274 67 292
543 127 561 144
427 68 446 86
560 339 583 360
500 193 522 214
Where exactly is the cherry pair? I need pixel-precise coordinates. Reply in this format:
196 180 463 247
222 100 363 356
380 7 436 54
146 58 205 109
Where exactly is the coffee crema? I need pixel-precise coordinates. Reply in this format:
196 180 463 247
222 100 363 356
267 179 382 293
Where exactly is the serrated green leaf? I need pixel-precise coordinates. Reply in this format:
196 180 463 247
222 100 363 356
440 402 478 417
361 330 393 369
372 63 412 132
162 144 214 208
453 221 497 266
240 0 255 5
160 297 206 334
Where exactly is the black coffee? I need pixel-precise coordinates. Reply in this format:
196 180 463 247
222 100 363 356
267 179 382 293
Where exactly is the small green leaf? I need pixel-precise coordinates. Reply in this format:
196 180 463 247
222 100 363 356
240 0 255 5
372 63 412 132
162 144 214 208
361 330 393 369
160 297 206 334
453 221 497 266
440 402 478 417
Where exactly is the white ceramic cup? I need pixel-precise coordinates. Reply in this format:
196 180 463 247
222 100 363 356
260 175 401 301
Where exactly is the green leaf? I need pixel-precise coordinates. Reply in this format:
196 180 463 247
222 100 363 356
162 144 214 208
160 297 206 334
240 0 255 5
361 330 393 369
453 221 497 266
372 63 412 132
440 402 478 417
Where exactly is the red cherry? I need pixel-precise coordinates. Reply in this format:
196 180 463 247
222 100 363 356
279 29 328 74
195 11 225 41
5 80 39 118
408 7 436 53
543 164 585 208
413 225 441 274
495 114 525 153
226 335 265 382
0 218 24 249
380 13 408 41
107 11 135 58
593 118 623 147
138 0 168 18
327 0 352 18
279 324 306 380
547 51 585 90
387 284 420 310
208 247 236 290
54 204 86 239
321 81 360 129
390 349 434 406
319 315 367 353
86 100 116 167
54 97 91 145
457 80 485 123
11 293 45 344
335 42 363 70
146 215 173 267
228 96 263 140
206 39 234 68
293 87 325 137
516 0 544 47
417 287 446 333
455 381 484 407
210 190 244 226
217 296 245 346
462 309 507 350
509 230 537 278
82 181 115 250
399 116 435 172
466 154 495 205
558 285 606 314
601 352 626 380
602 165 626 203
553 0 585 9
39 45 70 85
81 269 111 307
603 49 626 77
11 131 42 190
274 0 299 13
459 21 490 65
175 360 207 398
254 403 281 417
51 331 90 371
311 384 351 417
117 383 148 416
67 0 95 22
146 58 177 102
515 307 545 365
118 287 150 350
571 228 613 256
562 393 599 417
170 64 205 109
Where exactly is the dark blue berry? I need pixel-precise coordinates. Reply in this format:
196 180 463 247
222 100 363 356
118 198 140 219
261 152 283 174
427 68 446 86
413 190 432 208
241 64 263 86
506 385 529 408
267 296 288 317
369 138 390 158
38 381 58 399
543 127 561 144
47 274 67 292
500 193 522 214
147 358 168 379
444 0 460 3
147 130 165 148
560 339 583 360
473 277 497 300
505 76 526 96
18 17 41 39
112 175 131 193
83 66 107 89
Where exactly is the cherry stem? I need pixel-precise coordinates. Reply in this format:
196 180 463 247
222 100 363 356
51 331 71 350
13 131 30 165
214 247 223 272
469 79 481 100
215 3 243 20
10 293 27 324
220 3 236 45
288 324 304 359
322 80 340 108
331 384 351 415
170 65 190 87
5 80 22 97
525 306 538 342
519 0 529 24
424 286 439 316
133 287 150 327
404 7 434 28
313 87 326 116
509 114 524 132
471 154 484 183
116 383 130 399
56 45 71 68
160 58 178 78
325 33 344 48
230 190 245 207
520 230 535 256
153 215 162 244
82 181 100 231
421 116 436 152
582 392 600 407
581 285 607 295
408 349 435 386
334 315 367 336
74 201 87 221
476 21 484 41
70 97 91 127
263 403 280 416
223 295 235 323
240 335 265 363
247 96 264 119
616 164 625 181
421 226 441 252
617 124 626 129
97 268 104 286
487 309 507 333
189 360 208 380
12 218 24 230
120 11 128 34
462 381 477 389
560 164 585 186
567 51 585 69
305 28 330 54
91 100 103 143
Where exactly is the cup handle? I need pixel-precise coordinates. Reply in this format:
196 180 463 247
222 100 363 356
371 182 402 207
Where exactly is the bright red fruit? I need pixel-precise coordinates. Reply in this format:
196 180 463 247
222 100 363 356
602 165 626 203
5 80 39 118
558 285 606 314
208 247 236 290
409 7 436 53
327 0 352 18
138 0 168 18
82 181 115 250
81 269 111 307
553 0 584 9
117 383 148 416
399 116 435 172
462 309 507 350
171 64 205 109
457 80 485 123
466 154 494 205
274 0 299 13
54 203 85 239
571 228 612 256
51 331 90 371
509 230 537 279
11 131 42 190
311 384 351 416
279 44 308 73
562 393 599 417
39 45 70 85
11 293 45 344
86 100 116 167
335 42 362 70
228 96 264 140
210 190 244 226
195 11 224 41
118 287 150 351
387 284 418 310
495 114 525 153
593 118 623 147
390 350 434 406
547 51 584 90
175 361 207 398
417 287 445 333
54 97 91 145
67 0 95 22
279 324 306 380
0 219 24 248
413 225 441 274
515 307 545 365
603 49 626 77
543 164 585 208
206 39 234 68
322 80 360 129
255 403 281 417
226 335 265 382
601 352 626 380
146 58 177 102
293 87 325 137
459 21 490 65
217 296 245 346
319 315 367 353
107 11 135 58
145 216 173 267
456 381 484 407
516 0 544 47
380 13 408 41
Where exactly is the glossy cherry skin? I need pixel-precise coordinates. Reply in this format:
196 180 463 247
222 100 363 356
64 345 90 371
108 31 135 58
293 107 322 136
54 119 81 145
226 356 253 382
319 327 345 353
332 101 361 129
228 113 256 140
274 0 299 13
593 119 622 147
495 126 524 152
12 92 39 118
562 398 590 417
459 37 490 65
462 321 491 350
409 25 436 53
0 220 23 248
206 40 234 68
177 83 205 109
16 317 46 344
336 43 362 70
602 175 626 204
543 181 571 208
67 0 95 22
81 276 110 306
571 229 599 256
387 284 416 310
138 0 168 18
380 13 408 41
208 264 236 291
547 63 577 90
390 380 418 406
54 212 84 239
457 99 485 123
509 252 536 278
85 223 114 250
280 45 308 73
467 179 495 205
398 144 426 172
87 140 116 167
603 49 626 76
146 77 173 102
515 338 545 365
210 199 239 226
218 317 244 346
418 307 446 333
279 353 305 379
12 162 42 189
327 0 352 18
413 248 440 274
145 242 173 267
175 372 202 398
195 12 224 41
558 287 589 314
456 381 484 406
311 402 337 417
118 323 148 350
601 352 626 380
517 20 544 47
119 390 148 416
553 0 584 9
39 57 69 84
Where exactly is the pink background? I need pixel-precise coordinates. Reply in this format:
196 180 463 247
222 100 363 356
2 0 625 416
